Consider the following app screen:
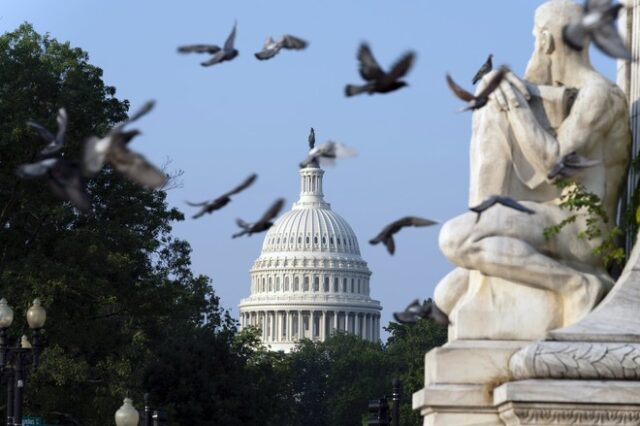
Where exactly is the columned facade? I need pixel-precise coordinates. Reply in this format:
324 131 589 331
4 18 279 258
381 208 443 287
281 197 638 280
239 161 382 352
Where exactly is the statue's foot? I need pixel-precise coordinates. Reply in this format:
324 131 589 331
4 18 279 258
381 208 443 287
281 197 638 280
563 273 610 325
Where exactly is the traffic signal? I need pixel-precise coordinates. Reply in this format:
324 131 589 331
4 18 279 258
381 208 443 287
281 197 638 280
367 397 390 426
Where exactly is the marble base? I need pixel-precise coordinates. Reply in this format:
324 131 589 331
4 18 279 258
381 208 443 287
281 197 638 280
413 340 528 426
494 380 640 425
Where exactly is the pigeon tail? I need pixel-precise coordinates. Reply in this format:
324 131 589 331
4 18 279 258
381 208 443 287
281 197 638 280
345 84 368 97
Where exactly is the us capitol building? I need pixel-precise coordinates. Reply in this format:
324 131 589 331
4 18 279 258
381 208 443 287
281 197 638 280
238 152 382 352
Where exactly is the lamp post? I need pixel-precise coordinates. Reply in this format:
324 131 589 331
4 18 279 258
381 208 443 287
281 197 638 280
0 298 47 426
115 398 140 426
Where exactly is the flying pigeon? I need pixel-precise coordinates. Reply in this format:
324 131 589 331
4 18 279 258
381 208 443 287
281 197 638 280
178 22 239 67
255 34 308 60
548 152 601 180
299 141 357 168
345 43 415 97
232 198 285 238
369 216 438 255
26 108 68 157
16 157 90 213
393 299 450 326
83 100 168 189
187 174 258 219
472 54 493 84
563 0 632 60
447 66 507 111
470 195 535 223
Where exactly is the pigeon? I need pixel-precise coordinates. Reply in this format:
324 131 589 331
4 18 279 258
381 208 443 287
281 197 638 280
345 43 415 97
369 216 438 255
447 66 507 111
187 173 258 219
255 34 308 60
232 198 285 238
299 141 357 168
16 157 90 213
178 22 239 67
469 195 535 223
472 54 493 84
563 0 632 60
548 152 601 180
83 100 168 189
393 299 450 326
26 108 68 157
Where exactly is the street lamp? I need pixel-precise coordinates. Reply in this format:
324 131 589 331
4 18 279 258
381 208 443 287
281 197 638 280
0 298 47 426
115 398 140 426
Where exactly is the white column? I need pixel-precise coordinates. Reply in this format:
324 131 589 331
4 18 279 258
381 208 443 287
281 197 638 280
298 311 303 340
355 313 360 337
320 311 326 340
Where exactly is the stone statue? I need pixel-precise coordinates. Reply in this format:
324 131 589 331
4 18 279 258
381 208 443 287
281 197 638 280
434 0 631 339
308 127 315 150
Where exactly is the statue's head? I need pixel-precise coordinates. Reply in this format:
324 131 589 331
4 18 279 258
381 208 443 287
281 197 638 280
525 0 589 84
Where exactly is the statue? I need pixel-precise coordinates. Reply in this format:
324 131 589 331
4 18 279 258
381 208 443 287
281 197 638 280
308 127 315 150
434 0 631 339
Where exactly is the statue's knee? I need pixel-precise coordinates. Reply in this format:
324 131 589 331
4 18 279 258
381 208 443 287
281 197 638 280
439 219 466 260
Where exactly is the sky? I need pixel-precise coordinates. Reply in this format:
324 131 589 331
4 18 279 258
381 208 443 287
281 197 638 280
2 1 618 339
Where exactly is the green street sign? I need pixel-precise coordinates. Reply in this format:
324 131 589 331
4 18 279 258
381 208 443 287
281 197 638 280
22 417 43 426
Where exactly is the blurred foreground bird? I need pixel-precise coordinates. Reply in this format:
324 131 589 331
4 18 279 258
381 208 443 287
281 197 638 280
472 54 493 84
232 198 285 238
178 22 239 66
83 100 168 189
27 107 68 157
563 0 632 60
345 43 415 97
369 216 438 255
447 67 507 111
470 195 535 223
16 158 90 213
299 141 357 168
255 34 308 60
394 299 450 326
548 152 601 180
187 173 258 219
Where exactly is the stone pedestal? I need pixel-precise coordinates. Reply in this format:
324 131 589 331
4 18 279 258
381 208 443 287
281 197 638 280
413 340 528 426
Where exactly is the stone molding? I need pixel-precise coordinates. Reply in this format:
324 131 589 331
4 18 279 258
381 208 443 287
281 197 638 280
499 402 640 426
510 342 640 380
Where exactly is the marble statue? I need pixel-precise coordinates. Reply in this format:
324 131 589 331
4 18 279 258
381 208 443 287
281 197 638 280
434 0 631 339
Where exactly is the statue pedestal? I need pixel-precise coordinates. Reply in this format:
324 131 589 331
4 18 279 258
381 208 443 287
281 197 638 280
494 380 640 425
413 340 527 426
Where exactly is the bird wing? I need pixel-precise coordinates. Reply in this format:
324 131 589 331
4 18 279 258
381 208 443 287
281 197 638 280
186 200 209 207
496 196 536 215
393 216 438 228
56 107 68 144
563 153 601 169
236 218 251 229
446 74 475 102
562 24 588 51
126 100 156 126
357 43 385 81
469 196 497 213
82 135 111 176
255 48 279 60
256 198 285 224
16 158 58 179
224 22 237 51
221 173 258 198
201 50 227 67
586 0 613 12
108 143 168 189
49 160 91 213
386 51 415 81
592 21 632 60
26 121 55 143
472 55 493 84
281 34 308 50
384 236 396 255
476 67 507 99
177 44 221 54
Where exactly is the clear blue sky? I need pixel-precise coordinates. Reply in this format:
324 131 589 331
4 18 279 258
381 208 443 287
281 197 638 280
3 1 617 338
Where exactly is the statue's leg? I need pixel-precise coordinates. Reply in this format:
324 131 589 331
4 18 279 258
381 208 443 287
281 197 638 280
440 205 610 323
434 267 469 315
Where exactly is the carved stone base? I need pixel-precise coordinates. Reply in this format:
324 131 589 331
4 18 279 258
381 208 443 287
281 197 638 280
413 340 528 426
494 380 640 425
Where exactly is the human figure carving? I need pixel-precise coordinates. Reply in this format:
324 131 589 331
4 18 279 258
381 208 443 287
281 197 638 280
434 0 631 331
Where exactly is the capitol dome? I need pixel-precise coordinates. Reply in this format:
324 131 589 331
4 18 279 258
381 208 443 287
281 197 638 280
239 161 382 352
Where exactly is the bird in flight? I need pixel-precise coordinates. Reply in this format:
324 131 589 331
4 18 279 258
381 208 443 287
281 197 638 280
446 66 507 111
232 198 285 238
187 174 258 219
472 54 493 84
394 299 450 326
178 22 239 67
299 141 357 168
469 195 535 223
563 0 632 60
255 34 308 60
83 100 168 189
548 152 600 180
345 43 415 97
369 216 438 255
27 108 68 157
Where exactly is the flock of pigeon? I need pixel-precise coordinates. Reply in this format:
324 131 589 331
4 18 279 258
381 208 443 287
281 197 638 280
14 0 632 325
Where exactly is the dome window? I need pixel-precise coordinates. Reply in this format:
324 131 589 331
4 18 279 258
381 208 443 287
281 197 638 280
304 277 310 291
322 237 326 245
323 277 329 292
357 279 361 294
313 276 319 292
269 277 273 292
298 236 302 244
276 276 281 291
285 276 290 291
306 236 310 244
342 278 347 292
333 277 339 292
314 236 318 245
351 279 355 293
330 237 334 245
294 277 300 291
